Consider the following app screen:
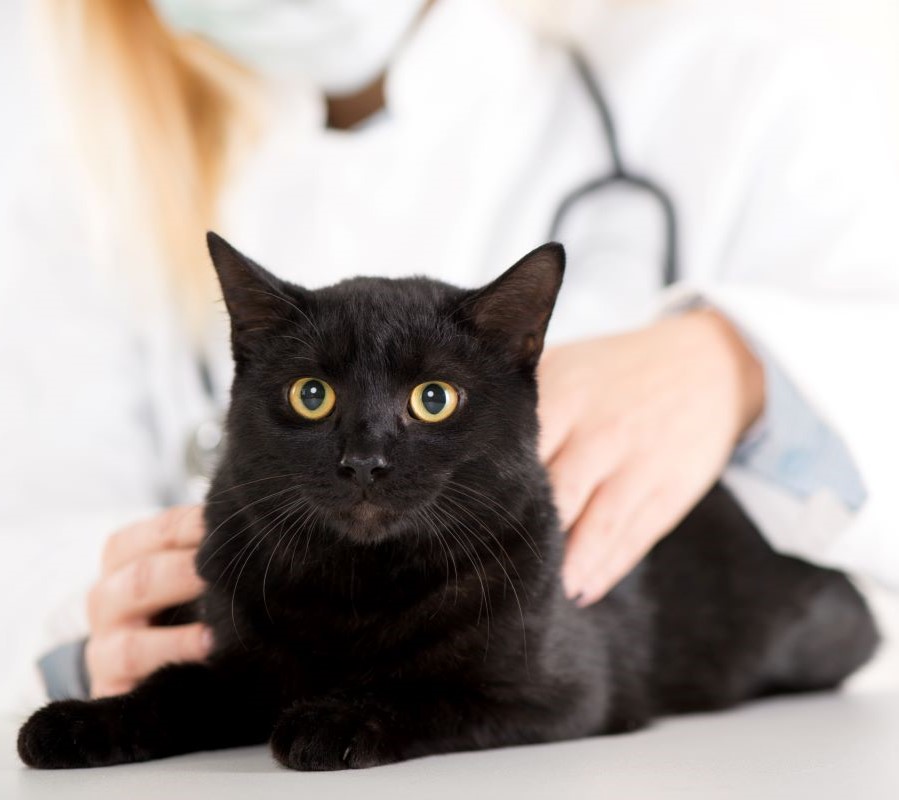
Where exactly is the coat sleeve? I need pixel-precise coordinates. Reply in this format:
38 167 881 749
653 33 899 588
0 161 163 715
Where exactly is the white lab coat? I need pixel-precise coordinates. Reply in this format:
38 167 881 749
1 0 898 713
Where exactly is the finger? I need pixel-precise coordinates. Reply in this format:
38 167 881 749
102 506 204 575
578 492 677 606
561 466 648 599
547 425 628 531
89 549 205 631
537 402 569 464
536 355 572 463
91 680 134 700
86 623 213 690
580 518 655 605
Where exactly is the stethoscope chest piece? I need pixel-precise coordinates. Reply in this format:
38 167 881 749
185 413 227 499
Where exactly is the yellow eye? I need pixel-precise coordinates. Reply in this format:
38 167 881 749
409 381 459 423
288 377 335 420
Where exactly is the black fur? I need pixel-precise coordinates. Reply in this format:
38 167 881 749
19 235 879 770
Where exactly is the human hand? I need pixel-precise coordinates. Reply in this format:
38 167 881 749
539 309 764 606
85 506 211 698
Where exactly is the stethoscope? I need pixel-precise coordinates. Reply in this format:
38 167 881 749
184 48 680 492
550 49 679 288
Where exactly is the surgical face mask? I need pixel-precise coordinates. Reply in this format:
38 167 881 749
151 0 430 95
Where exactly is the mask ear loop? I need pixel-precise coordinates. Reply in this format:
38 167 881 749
549 49 680 289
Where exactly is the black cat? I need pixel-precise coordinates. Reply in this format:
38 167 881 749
18 234 879 770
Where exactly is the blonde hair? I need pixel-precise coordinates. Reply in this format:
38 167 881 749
36 0 262 333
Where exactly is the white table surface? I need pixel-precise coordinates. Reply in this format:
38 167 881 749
3 688 899 800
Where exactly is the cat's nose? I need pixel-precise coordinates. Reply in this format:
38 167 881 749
338 453 390 486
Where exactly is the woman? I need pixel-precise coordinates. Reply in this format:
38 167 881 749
1 0 897 710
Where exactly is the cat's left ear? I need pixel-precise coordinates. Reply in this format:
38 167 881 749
464 243 565 368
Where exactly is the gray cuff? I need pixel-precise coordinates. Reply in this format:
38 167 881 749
731 348 868 511
38 638 91 701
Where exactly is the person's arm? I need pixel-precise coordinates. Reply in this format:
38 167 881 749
545 27 899 602
539 308 765 605
0 283 216 713
0 375 163 714
0 164 207 711
654 44 899 588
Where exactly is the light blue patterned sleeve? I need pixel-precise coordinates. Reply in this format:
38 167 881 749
730 347 867 510
37 638 90 701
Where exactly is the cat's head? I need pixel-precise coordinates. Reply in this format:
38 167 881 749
207 233 564 545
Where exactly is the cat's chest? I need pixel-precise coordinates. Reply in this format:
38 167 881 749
210 572 477 646
204 567 509 689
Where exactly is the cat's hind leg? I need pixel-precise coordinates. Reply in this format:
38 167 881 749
759 568 880 696
18 659 277 769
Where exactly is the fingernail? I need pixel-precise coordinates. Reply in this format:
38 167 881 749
200 627 214 653
576 576 609 608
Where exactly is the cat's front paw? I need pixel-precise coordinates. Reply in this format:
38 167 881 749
271 699 402 771
18 700 120 769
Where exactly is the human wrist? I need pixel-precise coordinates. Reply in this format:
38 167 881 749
690 308 765 436
677 307 765 443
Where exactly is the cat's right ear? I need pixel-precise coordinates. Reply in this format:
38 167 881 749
207 232 306 355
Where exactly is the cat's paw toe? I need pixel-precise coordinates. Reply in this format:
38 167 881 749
271 702 400 771
339 716 401 769
17 700 127 769
18 701 110 769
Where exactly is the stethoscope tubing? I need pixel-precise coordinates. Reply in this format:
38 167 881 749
550 49 679 288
